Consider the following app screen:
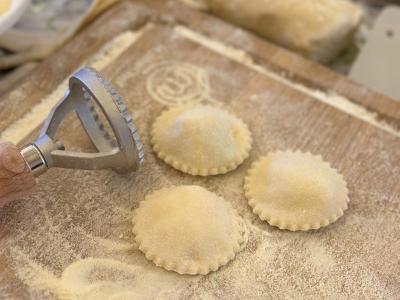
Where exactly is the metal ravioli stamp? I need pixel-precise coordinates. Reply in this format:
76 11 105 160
20 67 144 176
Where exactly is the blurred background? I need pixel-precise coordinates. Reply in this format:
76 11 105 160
0 0 399 99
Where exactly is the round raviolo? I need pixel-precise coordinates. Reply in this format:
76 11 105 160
151 105 252 176
132 185 247 275
244 151 349 231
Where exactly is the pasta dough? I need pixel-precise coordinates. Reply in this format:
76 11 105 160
151 105 252 176
204 0 363 63
0 0 11 16
132 185 247 275
244 151 349 231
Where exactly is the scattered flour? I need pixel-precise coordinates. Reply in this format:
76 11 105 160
0 21 398 300
143 60 217 106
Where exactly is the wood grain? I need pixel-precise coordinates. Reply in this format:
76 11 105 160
0 1 398 299
143 0 400 129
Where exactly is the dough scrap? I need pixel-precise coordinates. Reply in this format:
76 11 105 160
204 0 363 63
0 0 10 16
132 185 247 275
244 151 349 231
151 105 252 176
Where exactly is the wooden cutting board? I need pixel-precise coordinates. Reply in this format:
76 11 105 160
0 1 399 299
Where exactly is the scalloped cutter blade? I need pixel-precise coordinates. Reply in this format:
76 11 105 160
20 67 144 176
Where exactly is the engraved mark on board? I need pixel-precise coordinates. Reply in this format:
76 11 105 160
144 60 219 106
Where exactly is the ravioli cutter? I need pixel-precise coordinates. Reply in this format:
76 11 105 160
0 67 144 205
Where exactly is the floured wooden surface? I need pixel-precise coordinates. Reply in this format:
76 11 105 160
0 1 399 299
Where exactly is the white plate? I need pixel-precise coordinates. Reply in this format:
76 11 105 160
0 0 30 35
